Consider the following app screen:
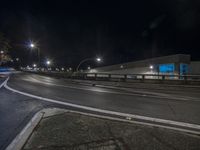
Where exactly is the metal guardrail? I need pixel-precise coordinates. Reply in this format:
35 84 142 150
23 70 200 84
71 72 200 81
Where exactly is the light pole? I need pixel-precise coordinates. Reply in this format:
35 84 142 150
76 57 102 72
29 42 40 67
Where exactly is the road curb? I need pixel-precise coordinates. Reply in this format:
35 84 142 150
5 108 69 150
5 111 43 150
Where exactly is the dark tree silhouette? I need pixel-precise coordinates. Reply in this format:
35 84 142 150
0 32 11 65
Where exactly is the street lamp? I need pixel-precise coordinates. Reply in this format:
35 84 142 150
33 64 37 67
30 43 35 48
150 65 154 69
96 57 101 62
46 60 51 65
76 57 102 72
28 42 40 67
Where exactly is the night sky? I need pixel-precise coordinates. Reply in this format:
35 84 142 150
0 0 200 69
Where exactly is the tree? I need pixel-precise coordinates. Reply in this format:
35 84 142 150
0 32 11 65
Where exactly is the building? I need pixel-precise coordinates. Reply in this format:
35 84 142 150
89 54 200 75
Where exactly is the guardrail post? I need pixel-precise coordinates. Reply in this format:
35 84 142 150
108 74 111 80
94 73 97 80
142 75 145 80
162 75 165 80
184 75 187 81
124 75 127 81
84 74 87 80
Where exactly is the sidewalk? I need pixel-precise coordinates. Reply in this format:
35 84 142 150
19 108 200 150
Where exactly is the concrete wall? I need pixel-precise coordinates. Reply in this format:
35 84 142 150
190 61 200 75
89 54 190 75
96 66 155 74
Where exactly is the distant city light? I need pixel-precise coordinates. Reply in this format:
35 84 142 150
120 65 124 69
61 67 64 71
0 50 4 54
16 58 19 61
87 66 91 70
33 64 37 67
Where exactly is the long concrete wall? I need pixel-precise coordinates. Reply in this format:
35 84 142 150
89 54 191 75
190 61 200 75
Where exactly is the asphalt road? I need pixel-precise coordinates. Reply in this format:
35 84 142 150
1 73 200 149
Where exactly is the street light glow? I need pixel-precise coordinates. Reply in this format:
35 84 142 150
150 65 154 69
30 43 35 48
96 57 101 62
33 64 37 67
46 60 51 65
0 50 4 54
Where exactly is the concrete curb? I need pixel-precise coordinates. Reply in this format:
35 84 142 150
5 108 69 150
5 111 43 150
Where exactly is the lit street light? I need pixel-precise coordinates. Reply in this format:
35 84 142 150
30 43 35 48
28 42 40 67
150 65 154 69
46 60 51 65
0 50 4 54
33 64 37 67
96 57 101 62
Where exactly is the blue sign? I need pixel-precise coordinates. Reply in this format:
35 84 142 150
180 64 188 75
159 64 174 73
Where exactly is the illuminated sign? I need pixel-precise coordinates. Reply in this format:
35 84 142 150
159 64 174 73
180 64 188 75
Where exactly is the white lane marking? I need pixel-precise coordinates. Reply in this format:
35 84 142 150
4 77 200 132
23 76 195 101
67 109 200 135
0 77 8 88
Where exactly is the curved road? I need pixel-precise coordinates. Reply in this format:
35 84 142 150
1 72 200 149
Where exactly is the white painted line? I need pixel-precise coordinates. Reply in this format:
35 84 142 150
6 110 43 150
0 77 8 89
65 109 200 135
4 77 200 133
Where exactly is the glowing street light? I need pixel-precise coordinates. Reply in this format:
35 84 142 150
0 50 4 54
96 57 101 62
33 64 37 67
46 60 51 65
30 43 35 48
150 65 154 69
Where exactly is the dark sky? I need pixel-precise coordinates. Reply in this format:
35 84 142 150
0 0 200 68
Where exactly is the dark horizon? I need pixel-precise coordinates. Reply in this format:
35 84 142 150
0 0 200 69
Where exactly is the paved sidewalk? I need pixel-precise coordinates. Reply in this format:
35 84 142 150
22 109 200 150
